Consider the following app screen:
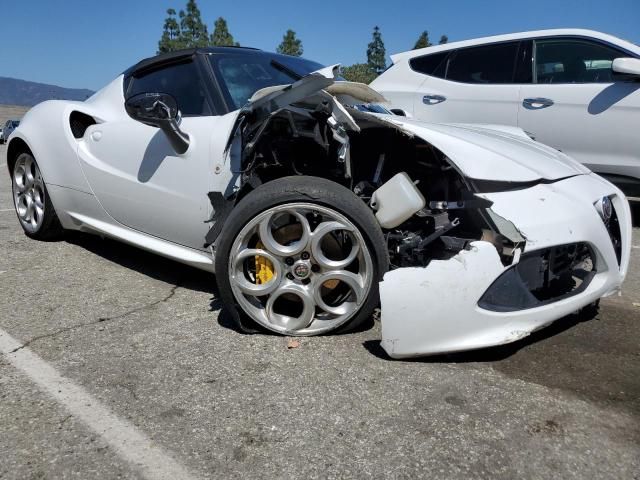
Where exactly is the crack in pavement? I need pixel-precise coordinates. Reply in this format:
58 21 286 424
8 284 181 353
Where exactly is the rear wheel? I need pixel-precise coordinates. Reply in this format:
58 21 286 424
11 153 63 240
215 176 388 335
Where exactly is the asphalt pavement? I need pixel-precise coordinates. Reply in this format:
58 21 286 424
1 143 639 479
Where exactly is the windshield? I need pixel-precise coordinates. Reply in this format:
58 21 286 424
208 52 324 110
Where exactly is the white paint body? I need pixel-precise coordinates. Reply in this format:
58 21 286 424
5 62 632 357
380 173 631 358
371 29 640 187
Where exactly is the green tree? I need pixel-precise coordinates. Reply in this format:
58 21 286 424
413 31 432 50
277 29 303 56
340 63 378 84
178 0 209 48
158 8 183 53
211 17 239 46
367 26 386 74
439 34 449 45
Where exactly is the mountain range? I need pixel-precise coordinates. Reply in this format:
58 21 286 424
0 77 94 107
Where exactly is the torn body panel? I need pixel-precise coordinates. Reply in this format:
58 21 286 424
380 173 632 358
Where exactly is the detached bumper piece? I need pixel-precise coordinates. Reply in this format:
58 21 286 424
478 243 596 312
380 174 632 359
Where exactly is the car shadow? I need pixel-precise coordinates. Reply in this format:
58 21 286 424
65 231 216 295
217 307 376 336
362 303 600 362
587 82 640 115
61 231 621 356
64 232 375 337
137 130 173 183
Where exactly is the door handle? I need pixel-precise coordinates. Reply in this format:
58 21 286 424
523 97 554 110
423 94 446 105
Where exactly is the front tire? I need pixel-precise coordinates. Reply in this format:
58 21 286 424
215 176 389 336
11 153 63 240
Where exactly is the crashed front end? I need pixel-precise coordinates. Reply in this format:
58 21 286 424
380 174 631 358
211 65 632 358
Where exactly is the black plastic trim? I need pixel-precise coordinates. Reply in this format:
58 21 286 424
69 111 97 139
479 243 596 312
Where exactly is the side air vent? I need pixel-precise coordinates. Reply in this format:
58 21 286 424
69 111 97 139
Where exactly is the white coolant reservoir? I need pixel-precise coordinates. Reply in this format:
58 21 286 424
370 172 426 228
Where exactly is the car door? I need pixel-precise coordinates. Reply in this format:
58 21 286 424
78 57 234 251
412 41 529 125
518 37 640 185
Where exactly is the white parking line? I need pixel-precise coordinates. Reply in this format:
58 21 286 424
0 208 15 212
0 328 200 480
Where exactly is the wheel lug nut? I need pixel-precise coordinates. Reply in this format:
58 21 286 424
286 273 295 280
311 264 320 272
302 278 311 285
285 257 294 266
301 252 310 260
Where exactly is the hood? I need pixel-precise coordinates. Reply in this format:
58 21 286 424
244 65 589 184
370 117 590 183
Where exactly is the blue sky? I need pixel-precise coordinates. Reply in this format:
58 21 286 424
1 0 638 90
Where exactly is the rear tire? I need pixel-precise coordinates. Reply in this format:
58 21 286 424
11 153 64 240
215 176 389 335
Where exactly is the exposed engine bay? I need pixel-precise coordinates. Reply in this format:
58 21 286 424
211 88 521 271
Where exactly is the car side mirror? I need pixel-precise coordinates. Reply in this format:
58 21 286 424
612 57 640 78
125 92 190 155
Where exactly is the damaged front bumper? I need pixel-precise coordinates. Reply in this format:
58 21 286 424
380 173 632 359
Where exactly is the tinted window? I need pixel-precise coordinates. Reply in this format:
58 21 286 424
410 51 449 78
535 38 628 84
446 42 520 83
127 60 211 116
208 53 324 110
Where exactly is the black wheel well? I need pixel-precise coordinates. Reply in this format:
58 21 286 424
7 138 33 175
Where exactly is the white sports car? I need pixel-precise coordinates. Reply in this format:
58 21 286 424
5 47 632 358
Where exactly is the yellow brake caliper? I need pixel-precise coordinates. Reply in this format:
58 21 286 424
255 241 275 284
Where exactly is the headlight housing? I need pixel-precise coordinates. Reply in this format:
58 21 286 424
595 195 613 222
594 195 622 266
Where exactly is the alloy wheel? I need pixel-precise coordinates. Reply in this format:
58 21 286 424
228 203 374 335
13 155 46 233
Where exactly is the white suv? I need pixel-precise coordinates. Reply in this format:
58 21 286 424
371 29 640 196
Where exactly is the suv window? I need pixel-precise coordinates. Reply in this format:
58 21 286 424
535 38 628 84
127 60 212 116
409 51 449 78
446 41 520 84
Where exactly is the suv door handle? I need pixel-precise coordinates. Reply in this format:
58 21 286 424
523 97 554 109
423 94 446 105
